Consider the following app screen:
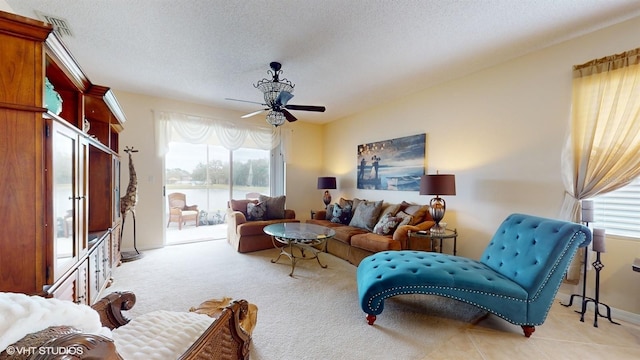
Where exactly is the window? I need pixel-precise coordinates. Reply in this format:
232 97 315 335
592 177 640 238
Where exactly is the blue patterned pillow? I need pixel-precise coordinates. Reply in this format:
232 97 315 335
247 202 267 221
330 203 352 224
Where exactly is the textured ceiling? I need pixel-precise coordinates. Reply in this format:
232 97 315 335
5 0 640 124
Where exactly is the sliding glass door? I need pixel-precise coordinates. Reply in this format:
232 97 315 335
165 141 276 243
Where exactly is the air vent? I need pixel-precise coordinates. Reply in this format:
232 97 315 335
35 11 73 38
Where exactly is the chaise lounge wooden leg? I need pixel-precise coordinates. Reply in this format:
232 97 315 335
521 325 535 337
366 314 376 325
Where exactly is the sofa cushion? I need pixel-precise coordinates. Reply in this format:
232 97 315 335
349 200 383 231
307 218 344 228
330 203 352 225
259 195 286 219
373 213 401 235
332 226 369 245
351 233 401 252
230 199 257 217
246 202 266 221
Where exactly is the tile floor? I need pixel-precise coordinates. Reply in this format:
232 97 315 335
425 301 640 359
166 223 227 244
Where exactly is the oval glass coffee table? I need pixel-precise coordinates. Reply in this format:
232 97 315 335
264 223 336 276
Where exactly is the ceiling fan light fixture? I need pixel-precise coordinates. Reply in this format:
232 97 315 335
254 65 295 107
228 62 325 127
266 110 286 127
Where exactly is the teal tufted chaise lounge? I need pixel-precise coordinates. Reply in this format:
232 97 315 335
357 213 591 337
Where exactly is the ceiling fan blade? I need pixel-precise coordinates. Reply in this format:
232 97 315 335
282 109 297 122
241 109 268 118
285 104 326 112
275 91 294 106
225 98 267 106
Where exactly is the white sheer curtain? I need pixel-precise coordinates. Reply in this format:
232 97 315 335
153 111 282 156
560 48 640 281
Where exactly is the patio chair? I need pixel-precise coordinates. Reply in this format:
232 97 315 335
167 192 199 230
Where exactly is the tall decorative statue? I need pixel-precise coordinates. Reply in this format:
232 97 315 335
120 146 142 261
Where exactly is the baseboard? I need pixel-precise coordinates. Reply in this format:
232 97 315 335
557 291 640 325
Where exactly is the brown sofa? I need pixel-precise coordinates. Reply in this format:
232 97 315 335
227 196 299 253
306 199 436 265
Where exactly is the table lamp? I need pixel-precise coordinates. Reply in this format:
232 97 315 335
317 176 337 208
420 173 456 233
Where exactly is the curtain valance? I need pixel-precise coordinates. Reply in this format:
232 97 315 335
154 111 281 156
573 48 640 77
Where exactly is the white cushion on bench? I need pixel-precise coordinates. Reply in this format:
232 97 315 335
112 310 214 360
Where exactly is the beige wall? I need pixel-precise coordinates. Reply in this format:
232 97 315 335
321 16 640 316
113 91 324 251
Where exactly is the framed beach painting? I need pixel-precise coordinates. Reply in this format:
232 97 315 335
357 133 426 191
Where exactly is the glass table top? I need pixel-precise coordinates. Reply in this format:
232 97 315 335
263 222 336 241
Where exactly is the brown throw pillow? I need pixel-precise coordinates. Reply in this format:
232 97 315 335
259 195 286 219
404 204 430 225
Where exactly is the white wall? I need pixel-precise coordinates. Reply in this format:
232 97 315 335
322 16 640 315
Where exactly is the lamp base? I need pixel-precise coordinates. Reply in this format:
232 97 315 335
429 196 446 232
322 191 332 208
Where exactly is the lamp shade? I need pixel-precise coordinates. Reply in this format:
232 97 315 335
420 174 456 196
317 176 337 190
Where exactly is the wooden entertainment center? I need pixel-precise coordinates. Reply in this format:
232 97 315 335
0 11 126 304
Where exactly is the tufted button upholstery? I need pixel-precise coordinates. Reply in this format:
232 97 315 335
357 213 591 332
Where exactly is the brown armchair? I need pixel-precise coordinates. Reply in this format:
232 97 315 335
167 192 199 230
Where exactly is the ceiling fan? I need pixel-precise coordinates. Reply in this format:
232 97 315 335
226 62 326 126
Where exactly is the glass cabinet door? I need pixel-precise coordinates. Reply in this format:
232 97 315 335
49 122 80 281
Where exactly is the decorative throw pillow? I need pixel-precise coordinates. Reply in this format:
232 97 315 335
258 195 286 219
246 202 266 221
325 204 334 220
373 213 402 235
349 200 383 231
395 211 413 227
330 203 352 224
230 199 257 217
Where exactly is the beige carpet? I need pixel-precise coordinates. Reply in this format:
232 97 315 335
107 240 486 360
